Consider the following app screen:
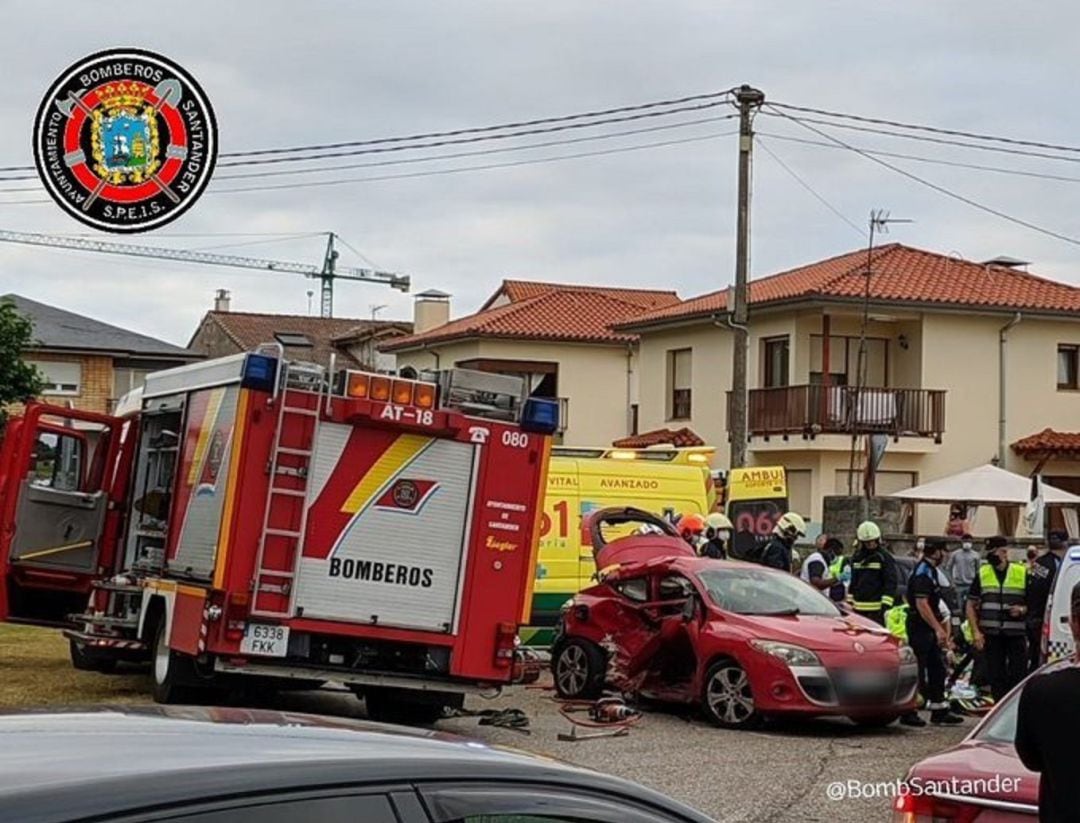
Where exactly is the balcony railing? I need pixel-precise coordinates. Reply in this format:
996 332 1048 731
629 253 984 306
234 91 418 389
728 385 946 442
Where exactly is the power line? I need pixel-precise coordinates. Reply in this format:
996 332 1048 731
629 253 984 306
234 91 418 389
770 101 1080 156
209 129 739 196
224 89 734 158
0 89 736 174
0 113 737 193
759 111 1080 165
766 105 1080 248
757 130 1080 185
215 101 735 169
756 137 866 238
0 129 739 204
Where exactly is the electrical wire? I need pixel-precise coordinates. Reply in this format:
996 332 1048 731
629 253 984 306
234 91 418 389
766 105 1080 248
215 101 735 169
0 89 737 176
0 114 738 192
769 101 1080 156
756 131 1080 185
756 137 866 238
224 89 734 158
759 111 1080 165
208 129 739 196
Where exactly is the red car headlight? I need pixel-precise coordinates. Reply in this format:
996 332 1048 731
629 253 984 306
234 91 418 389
750 640 821 667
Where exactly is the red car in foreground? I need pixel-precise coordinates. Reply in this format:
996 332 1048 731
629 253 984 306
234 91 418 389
551 508 919 729
896 677 1039 820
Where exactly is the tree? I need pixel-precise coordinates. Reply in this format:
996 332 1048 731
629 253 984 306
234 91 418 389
0 298 42 426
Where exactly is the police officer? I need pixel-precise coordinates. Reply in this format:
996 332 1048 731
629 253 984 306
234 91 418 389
849 520 899 625
966 536 1029 701
700 512 733 559
905 539 964 726
760 512 806 572
1026 531 1067 672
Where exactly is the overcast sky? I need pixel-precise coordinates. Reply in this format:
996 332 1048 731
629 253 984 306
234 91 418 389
2 2 1079 345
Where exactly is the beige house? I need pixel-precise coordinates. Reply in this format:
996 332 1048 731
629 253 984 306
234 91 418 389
617 244 1080 530
381 282 681 445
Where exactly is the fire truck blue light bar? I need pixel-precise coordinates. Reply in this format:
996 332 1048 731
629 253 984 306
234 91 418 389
241 353 279 393
521 397 560 434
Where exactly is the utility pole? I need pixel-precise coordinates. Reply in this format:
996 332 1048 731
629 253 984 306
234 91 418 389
729 84 765 469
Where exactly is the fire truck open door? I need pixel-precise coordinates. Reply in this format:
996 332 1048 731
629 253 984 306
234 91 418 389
0 404 128 625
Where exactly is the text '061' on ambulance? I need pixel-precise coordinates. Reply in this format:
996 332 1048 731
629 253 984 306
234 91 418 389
0 348 559 722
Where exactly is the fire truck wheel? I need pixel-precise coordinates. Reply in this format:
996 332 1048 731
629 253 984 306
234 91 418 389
151 620 198 704
361 687 464 725
551 638 605 700
69 639 118 674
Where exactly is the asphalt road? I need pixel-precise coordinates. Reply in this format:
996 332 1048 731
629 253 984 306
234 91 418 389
276 682 970 823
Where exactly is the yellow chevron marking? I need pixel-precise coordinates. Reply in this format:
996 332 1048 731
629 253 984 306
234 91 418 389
186 387 226 486
340 433 432 514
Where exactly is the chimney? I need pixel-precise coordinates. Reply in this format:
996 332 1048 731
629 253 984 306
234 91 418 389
413 289 451 334
214 288 231 312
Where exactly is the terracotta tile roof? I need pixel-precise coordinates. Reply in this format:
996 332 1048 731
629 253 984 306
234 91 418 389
196 311 408 367
1012 428 1080 456
487 279 679 311
384 283 681 351
617 244 1080 329
612 427 705 448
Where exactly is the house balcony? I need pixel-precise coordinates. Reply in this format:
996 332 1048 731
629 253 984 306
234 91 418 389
727 385 946 452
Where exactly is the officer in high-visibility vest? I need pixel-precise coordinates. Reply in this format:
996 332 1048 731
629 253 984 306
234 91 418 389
966 536 1029 701
849 520 899 625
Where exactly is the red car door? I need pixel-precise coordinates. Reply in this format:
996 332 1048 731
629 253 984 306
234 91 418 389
0 403 131 625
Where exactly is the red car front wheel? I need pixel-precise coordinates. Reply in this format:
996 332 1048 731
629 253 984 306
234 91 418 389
702 659 761 729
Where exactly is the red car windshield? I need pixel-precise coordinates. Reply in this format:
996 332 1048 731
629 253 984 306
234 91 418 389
697 567 840 617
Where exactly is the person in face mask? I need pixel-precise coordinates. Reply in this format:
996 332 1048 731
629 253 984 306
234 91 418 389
966 536 1029 701
700 513 732 559
945 534 979 609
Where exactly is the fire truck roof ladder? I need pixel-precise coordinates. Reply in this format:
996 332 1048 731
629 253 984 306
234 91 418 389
250 357 328 618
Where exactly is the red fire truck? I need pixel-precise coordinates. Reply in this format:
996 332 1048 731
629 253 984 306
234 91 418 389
0 350 557 721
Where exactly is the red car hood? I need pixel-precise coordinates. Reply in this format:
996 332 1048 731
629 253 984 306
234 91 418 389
907 739 1039 809
725 613 900 655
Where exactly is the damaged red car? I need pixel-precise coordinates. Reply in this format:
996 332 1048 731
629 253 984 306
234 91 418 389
551 508 919 729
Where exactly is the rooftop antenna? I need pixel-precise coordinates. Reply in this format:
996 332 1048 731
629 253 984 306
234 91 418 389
848 209 913 496
306 290 314 315
370 304 388 321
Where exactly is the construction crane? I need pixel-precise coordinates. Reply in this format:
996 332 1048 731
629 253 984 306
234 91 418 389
0 229 410 318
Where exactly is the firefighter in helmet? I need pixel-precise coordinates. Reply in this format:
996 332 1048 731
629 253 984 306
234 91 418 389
849 520 899 625
700 512 733 559
678 512 707 552
761 512 806 572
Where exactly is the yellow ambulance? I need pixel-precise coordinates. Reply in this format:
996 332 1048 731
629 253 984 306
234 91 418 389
522 446 716 645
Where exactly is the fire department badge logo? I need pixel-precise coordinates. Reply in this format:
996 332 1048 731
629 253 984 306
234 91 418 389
33 48 217 232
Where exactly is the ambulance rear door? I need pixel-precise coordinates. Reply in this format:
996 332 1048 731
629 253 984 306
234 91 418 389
1047 547 1080 661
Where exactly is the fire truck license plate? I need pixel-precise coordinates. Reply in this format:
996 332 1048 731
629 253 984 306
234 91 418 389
241 623 289 657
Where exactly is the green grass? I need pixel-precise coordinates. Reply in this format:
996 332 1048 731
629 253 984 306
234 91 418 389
0 624 151 707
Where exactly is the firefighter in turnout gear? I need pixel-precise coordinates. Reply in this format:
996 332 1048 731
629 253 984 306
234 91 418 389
967 536 1029 701
700 512 732 559
849 520 898 625
760 512 806 572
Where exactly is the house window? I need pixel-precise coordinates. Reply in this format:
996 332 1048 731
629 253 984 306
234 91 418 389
630 403 639 436
27 360 81 396
1057 345 1079 390
274 332 313 348
763 337 790 388
667 348 692 420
